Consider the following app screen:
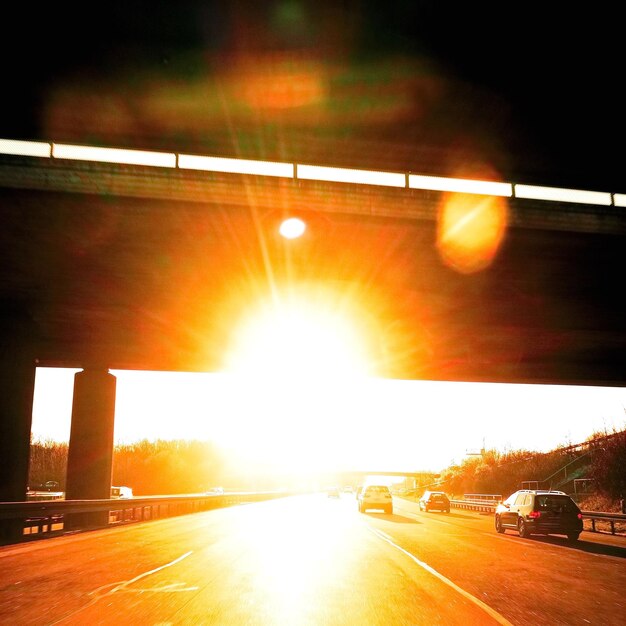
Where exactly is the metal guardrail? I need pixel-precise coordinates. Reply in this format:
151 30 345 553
26 491 65 501
450 498 626 535
0 491 295 544
451 498 498 513
463 494 502 502
584 511 626 535
4 492 624 544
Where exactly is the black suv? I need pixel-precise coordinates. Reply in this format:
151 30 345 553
495 490 583 541
418 490 450 513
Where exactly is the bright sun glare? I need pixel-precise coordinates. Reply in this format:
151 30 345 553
224 296 374 380
215 293 378 474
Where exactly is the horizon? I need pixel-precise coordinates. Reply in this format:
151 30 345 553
31 367 626 474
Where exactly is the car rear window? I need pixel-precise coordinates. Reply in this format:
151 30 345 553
365 486 389 494
536 495 579 512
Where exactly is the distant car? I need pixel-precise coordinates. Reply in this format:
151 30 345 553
327 487 341 498
206 486 224 495
358 485 393 514
111 486 133 499
495 489 583 541
36 480 60 492
418 490 450 513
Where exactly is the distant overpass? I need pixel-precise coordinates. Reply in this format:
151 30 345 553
339 471 439 478
321 470 440 484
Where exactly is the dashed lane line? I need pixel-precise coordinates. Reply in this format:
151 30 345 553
368 527 514 626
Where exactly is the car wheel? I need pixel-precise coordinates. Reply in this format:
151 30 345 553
567 532 580 541
495 515 505 533
518 518 531 538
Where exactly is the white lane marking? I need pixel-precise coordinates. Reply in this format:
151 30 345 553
47 551 194 625
375 529 393 541
368 527 514 626
117 581 199 593
92 550 194 596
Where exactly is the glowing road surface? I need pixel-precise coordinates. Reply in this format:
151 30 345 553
0 494 624 625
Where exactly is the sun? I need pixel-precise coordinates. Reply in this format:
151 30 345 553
223 294 375 381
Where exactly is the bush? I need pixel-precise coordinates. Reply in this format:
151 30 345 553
436 431 626 510
587 429 626 501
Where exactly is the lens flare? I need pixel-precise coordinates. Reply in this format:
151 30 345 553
436 192 509 274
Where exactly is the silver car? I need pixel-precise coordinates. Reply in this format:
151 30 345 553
358 485 393 514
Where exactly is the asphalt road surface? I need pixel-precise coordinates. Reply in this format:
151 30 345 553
0 494 624 625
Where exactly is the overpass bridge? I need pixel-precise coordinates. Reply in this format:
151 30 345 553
1 138 625 542
318 469 439 487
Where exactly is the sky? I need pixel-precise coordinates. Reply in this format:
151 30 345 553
31 367 626 474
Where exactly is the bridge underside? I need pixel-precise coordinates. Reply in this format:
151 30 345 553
2 155 625 386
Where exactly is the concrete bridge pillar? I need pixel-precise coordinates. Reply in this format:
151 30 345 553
66 368 116 527
0 353 36 503
66 367 117 500
0 304 38 543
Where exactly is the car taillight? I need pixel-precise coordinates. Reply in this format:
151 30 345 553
529 511 541 519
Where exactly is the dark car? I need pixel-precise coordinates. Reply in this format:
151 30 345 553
418 490 450 513
495 490 583 541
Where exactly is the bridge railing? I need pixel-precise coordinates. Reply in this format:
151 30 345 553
0 491 295 545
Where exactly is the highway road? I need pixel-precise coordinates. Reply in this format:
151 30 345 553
0 494 624 625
